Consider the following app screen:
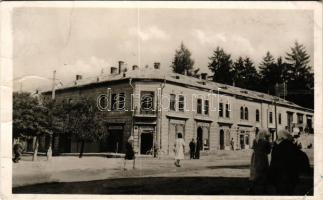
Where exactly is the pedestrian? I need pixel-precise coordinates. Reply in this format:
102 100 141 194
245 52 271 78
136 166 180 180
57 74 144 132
230 138 235 151
13 141 24 163
153 141 159 158
123 136 135 170
195 137 201 159
174 133 185 167
249 129 271 194
268 129 300 195
189 138 196 159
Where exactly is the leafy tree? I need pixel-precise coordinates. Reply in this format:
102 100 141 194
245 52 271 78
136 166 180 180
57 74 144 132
208 47 233 85
171 42 195 75
13 92 52 161
62 98 105 158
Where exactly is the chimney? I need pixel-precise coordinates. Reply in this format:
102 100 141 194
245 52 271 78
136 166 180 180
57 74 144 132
76 75 82 80
118 60 125 74
201 73 207 80
110 67 118 75
153 62 160 69
132 65 138 70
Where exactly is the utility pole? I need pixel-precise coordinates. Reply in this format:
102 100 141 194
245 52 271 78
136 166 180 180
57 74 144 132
274 98 278 141
47 70 56 160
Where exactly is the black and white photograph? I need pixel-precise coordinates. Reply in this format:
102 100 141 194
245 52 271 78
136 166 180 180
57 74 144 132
0 1 322 199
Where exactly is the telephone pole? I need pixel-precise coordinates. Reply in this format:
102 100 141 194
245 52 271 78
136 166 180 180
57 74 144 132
47 70 56 160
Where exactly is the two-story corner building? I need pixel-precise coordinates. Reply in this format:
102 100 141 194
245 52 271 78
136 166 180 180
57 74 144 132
39 61 314 156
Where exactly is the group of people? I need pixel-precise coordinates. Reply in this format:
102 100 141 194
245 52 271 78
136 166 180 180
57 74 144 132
249 129 310 195
188 138 201 159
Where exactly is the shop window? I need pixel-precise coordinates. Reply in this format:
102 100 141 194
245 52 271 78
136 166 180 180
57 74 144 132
197 98 202 114
297 114 303 124
170 94 176 111
178 95 185 112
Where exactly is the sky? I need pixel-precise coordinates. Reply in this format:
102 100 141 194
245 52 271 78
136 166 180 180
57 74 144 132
13 7 314 92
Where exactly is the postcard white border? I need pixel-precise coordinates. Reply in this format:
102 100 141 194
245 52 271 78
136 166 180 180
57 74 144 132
1 1 322 200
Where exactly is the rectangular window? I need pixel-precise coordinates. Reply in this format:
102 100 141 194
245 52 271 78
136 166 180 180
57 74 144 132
197 98 202 114
178 95 185 112
140 91 154 114
279 113 282 124
118 93 125 110
170 94 176 111
111 93 117 111
204 100 209 115
269 112 273 123
297 114 303 124
225 104 230 118
219 103 223 117
256 110 260 122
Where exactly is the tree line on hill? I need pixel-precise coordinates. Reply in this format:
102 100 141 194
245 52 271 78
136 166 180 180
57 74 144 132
170 41 314 109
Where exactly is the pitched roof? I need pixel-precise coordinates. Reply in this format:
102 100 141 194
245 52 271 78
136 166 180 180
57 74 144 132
43 68 313 113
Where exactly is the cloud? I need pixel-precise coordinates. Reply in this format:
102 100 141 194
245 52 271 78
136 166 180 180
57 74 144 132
193 29 255 55
129 26 169 41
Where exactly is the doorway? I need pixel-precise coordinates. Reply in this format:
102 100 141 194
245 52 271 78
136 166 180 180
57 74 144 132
106 129 123 153
197 127 203 151
220 130 225 150
240 135 245 149
140 132 153 154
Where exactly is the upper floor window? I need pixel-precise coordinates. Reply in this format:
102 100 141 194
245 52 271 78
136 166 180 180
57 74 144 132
111 93 117 111
170 94 176 111
197 98 202 114
111 93 125 111
140 91 154 114
269 112 273 123
219 103 224 117
225 104 230 118
256 109 260 122
118 93 125 110
279 113 282 124
240 107 244 119
204 100 209 115
178 95 185 112
244 107 249 120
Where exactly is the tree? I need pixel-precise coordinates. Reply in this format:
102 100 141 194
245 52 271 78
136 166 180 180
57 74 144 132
171 42 195 75
63 98 105 158
285 41 313 108
13 92 52 161
208 47 233 85
232 57 260 91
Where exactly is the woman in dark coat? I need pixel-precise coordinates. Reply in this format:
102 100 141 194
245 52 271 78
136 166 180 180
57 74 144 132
249 129 271 194
268 130 300 195
123 136 135 170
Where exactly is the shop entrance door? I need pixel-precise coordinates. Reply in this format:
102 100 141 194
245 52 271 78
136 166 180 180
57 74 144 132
140 132 153 154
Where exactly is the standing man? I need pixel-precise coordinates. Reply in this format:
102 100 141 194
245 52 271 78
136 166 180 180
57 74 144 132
13 141 24 163
230 138 235 151
189 138 196 159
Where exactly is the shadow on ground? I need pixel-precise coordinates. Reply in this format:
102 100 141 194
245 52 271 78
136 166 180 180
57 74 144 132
13 175 313 195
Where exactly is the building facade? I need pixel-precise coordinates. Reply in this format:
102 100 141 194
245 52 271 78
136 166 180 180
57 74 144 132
39 61 314 155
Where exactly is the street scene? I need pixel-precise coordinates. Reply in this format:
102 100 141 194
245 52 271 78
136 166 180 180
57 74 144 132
13 150 313 195
9 3 318 197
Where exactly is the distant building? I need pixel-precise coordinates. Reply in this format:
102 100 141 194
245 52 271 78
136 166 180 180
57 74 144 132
36 61 313 155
